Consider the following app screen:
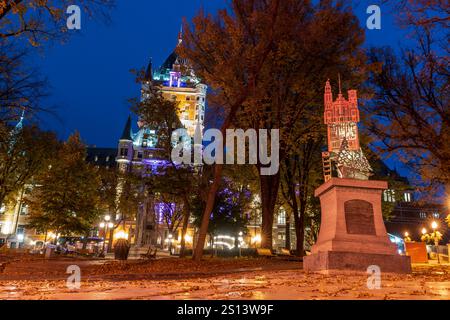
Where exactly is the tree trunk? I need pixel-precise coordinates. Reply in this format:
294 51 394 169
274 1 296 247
294 212 304 256
179 198 191 258
259 172 280 250
295 185 308 257
193 164 223 261
285 221 291 250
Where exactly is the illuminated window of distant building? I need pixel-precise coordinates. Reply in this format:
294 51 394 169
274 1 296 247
419 212 427 219
278 208 286 225
404 192 411 202
106 156 110 162
120 148 128 157
383 190 396 203
94 156 98 162
20 204 28 215
16 225 25 235
278 234 285 240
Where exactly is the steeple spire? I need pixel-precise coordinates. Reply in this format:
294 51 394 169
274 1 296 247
145 57 153 82
178 24 183 45
120 115 133 141
338 73 342 95
16 109 25 131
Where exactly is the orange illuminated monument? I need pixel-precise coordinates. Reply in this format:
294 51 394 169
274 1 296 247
324 79 360 152
304 79 411 274
321 79 372 181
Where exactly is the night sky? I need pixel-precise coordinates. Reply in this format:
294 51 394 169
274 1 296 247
34 0 405 150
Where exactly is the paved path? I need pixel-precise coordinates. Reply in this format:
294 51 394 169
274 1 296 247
1 267 449 300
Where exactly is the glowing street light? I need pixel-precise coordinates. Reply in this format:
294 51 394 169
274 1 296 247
421 228 427 235
431 221 440 264
404 231 411 243
99 215 114 254
431 221 438 230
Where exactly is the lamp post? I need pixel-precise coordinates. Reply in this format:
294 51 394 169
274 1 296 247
431 221 440 264
99 215 114 255
404 231 411 243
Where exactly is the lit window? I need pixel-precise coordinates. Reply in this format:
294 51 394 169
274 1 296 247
383 190 396 203
419 212 427 219
278 208 286 225
404 192 411 202
94 156 98 162
106 156 110 162
20 204 28 216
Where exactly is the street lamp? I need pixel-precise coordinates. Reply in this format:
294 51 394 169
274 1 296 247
168 233 174 255
99 216 114 254
421 228 427 236
431 221 440 264
404 231 411 243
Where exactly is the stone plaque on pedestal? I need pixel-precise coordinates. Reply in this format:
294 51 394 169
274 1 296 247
303 178 411 274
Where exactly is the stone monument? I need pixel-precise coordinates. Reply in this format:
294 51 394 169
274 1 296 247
303 79 411 274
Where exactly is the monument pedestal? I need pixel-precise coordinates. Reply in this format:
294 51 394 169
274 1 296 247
304 178 411 274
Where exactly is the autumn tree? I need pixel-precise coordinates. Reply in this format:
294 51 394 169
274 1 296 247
191 178 251 249
280 137 324 256
0 121 57 208
0 42 47 123
0 0 114 45
179 0 283 260
364 2 449 198
389 0 449 28
27 133 101 237
0 1 114 122
231 1 367 249
97 166 145 248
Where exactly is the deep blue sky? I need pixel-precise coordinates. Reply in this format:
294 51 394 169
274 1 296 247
35 0 405 149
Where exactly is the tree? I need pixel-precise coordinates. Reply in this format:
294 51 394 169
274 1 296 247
97 166 145 248
232 1 367 249
27 133 101 237
191 178 251 250
0 42 47 123
389 0 449 28
280 137 324 256
0 1 114 123
179 0 283 260
365 15 449 198
0 0 114 46
421 230 443 245
0 122 57 207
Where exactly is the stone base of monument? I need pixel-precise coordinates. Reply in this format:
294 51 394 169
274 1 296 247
303 178 411 274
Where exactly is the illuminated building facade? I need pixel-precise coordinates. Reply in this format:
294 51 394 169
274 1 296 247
115 31 207 250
